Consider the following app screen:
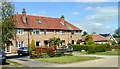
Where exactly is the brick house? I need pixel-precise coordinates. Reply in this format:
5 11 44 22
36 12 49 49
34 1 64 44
5 9 82 54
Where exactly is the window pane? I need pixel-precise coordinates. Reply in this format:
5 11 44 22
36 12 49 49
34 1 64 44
36 41 39 46
54 30 56 35
36 20 41 24
44 30 47 35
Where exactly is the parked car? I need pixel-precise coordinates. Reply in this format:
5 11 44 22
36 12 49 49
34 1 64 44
65 46 73 52
18 47 29 56
0 49 6 64
58 45 73 53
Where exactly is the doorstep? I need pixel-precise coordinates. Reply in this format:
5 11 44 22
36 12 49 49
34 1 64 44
6 53 18 57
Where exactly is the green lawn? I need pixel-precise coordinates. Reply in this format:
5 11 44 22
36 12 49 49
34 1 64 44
35 56 100 64
95 51 120 56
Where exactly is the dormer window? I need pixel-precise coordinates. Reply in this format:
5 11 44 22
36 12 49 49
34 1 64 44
36 20 41 24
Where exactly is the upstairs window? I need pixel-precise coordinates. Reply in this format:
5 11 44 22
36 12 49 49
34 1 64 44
59 30 65 35
44 30 47 35
54 30 57 35
36 20 41 24
33 30 40 34
71 31 77 35
16 29 24 34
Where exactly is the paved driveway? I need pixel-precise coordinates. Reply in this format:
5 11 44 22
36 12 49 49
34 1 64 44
7 55 60 67
6 53 119 67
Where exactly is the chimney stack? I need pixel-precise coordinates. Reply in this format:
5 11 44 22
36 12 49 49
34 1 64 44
17 12 18 14
60 15 65 25
22 8 27 23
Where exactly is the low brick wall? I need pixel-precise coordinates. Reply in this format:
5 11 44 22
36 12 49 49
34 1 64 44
35 47 47 53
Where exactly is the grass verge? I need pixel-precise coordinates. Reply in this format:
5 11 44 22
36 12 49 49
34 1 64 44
35 56 100 64
95 51 120 56
2 60 25 67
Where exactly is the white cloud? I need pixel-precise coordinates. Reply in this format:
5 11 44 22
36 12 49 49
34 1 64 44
85 6 93 10
31 10 47 16
71 12 80 16
76 6 118 34
38 10 47 14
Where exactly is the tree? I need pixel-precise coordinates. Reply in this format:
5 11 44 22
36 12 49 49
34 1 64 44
29 39 36 53
76 39 81 45
82 31 88 36
113 27 120 38
84 34 95 45
92 32 96 34
1 1 15 48
48 37 62 46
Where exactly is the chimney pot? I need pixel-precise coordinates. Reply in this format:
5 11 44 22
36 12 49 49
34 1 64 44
22 8 27 23
60 15 65 25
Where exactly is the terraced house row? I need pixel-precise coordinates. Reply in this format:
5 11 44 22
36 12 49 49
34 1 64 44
5 9 82 54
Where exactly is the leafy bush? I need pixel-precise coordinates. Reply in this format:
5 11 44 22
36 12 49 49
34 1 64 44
76 39 81 44
29 39 38 58
70 44 111 54
55 49 65 57
46 47 55 57
81 49 87 54
29 39 36 52
41 54 50 58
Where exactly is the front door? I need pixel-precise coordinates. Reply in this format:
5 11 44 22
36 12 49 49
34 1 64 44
5 43 11 53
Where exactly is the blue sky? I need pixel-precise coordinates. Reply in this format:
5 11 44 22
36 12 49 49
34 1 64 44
14 2 118 34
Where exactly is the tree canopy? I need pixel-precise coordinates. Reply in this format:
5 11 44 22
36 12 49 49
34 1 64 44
1 1 15 47
113 27 120 38
48 37 62 46
84 34 95 45
82 31 88 36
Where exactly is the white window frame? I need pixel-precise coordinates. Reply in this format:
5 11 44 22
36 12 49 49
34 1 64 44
16 29 24 34
36 20 41 24
44 30 47 35
71 31 77 35
54 30 57 35
33 29 41 35
16 41 24 48
59 30 65 35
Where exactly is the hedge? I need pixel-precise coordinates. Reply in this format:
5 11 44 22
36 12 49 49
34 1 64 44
69 44 111 54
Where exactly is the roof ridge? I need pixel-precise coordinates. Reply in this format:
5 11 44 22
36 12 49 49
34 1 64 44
15 14 59 19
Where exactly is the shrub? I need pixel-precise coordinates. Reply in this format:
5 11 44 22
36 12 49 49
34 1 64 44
81 49 87 54
29 39 36 52
41 54 50 58
76 39 81 44
29 39 38 58
55 49 65 57
70 44 111 54
46 47 55 57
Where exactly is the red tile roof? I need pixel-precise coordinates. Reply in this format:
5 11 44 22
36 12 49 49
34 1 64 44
14 14 81 31
91 34 108 42
82 34 108 42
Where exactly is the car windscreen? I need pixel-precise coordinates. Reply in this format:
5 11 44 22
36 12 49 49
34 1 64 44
19 47 28 50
